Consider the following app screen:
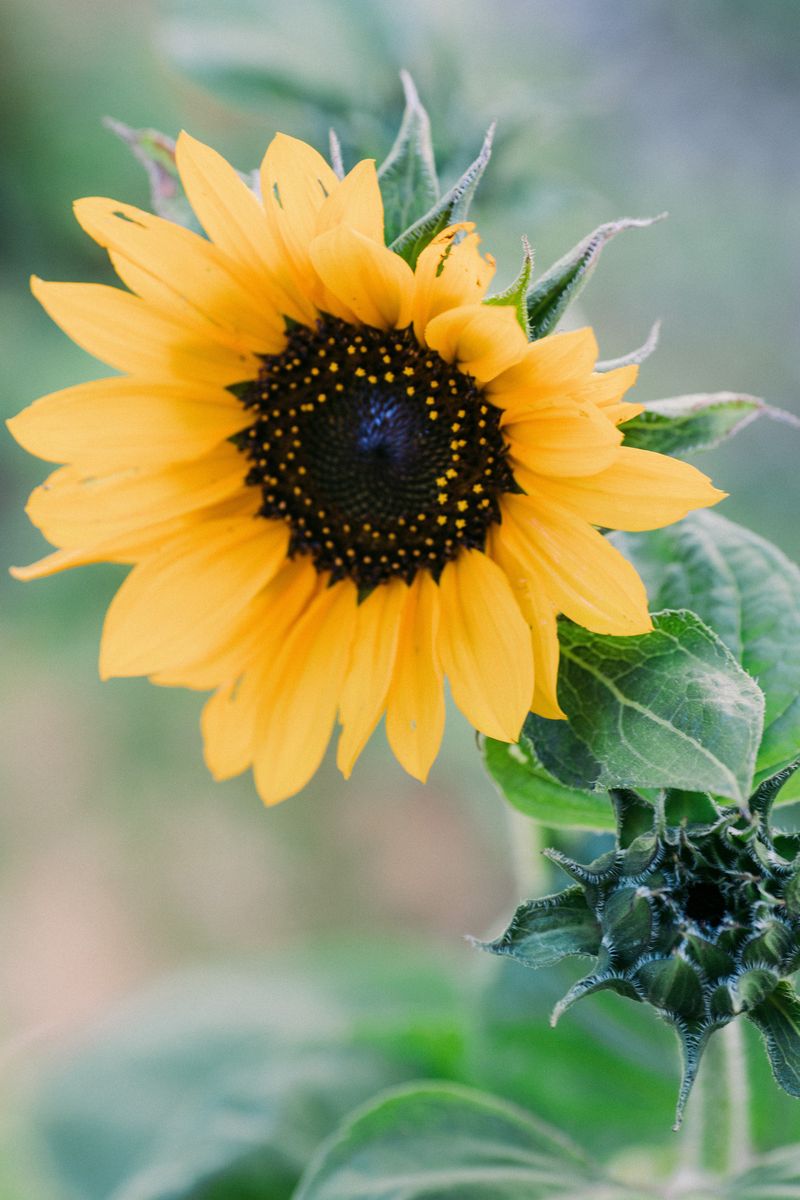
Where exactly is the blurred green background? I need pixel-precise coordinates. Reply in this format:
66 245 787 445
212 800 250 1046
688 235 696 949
1 0 799 1191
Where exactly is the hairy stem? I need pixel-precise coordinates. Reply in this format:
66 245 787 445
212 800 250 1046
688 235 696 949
722 1020 752 1175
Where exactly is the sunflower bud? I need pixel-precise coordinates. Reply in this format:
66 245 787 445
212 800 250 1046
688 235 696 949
480 761 800 1127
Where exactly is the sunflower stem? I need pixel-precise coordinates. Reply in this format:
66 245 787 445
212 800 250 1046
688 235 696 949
721 1020 752 1175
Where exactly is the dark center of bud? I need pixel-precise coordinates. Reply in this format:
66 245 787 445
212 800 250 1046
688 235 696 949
683 880 727 928
236 317 514 587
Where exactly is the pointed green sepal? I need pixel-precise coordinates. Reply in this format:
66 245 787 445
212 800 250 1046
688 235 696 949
636 956 704 1023
525 214 666 340
551 972 642 1027
748 982 800 1097
390 125 494 268
741 920 793 970
378 71 439 246
685 935 735 982
595 320 661 372
601 887 653 966
485 237 533 336
104 118 201 231
476 887 602 970
750 756 800 822
673 1028 712 1130
620 391 764 456
542 846 619 885
734 967 780 1012
610 789 654 849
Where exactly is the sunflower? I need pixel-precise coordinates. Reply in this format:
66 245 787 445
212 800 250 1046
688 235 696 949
9 132 725 805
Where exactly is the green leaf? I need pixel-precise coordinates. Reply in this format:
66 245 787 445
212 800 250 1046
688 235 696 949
747 982 800 1098
103 118 201 232
33 951 465 1200
619 392 763 455
485 237 533 336
389 126 494 268
377 71 439 246
482 736 616 831
525 214 665 340
613 510 800 789
526 610 765 804
477 887 602 969
293 1083 637 1200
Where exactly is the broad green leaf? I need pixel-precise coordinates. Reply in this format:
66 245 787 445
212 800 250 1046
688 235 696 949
390 126 494 268
526 610 764 804
478 887 602 969
613 511 800 790
748 982 800 1098
482 737 616 831
619 392 763 455
293 1083 638 1200
377 70 439 246
32 951 465 1200
485 237 533 336
525 214 665 340
104 119 200 232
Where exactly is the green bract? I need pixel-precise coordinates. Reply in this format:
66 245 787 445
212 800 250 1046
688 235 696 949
480 765 800 1128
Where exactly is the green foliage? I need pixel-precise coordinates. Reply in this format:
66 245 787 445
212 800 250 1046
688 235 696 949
485 237 533 335
480 781 800 1127
614 511 800 794
377 71 439 246
525 215 665 340
104 119 201 232
389 126 494 268
293 1083 632 1200
31 952 465 1200
526 609 764 804
620 392 763 455
482 737 616 831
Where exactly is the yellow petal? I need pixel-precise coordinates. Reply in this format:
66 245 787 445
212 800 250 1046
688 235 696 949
423 303 527 383
31 277 260 385
200 560 320 779
385 571 445 782
261 133 339 255
498 492 652 636
10 491 259 581
73 197 283 353
24 442 247 549
315 159 384 243
504 400 622 479
412 223 495 340
533 446 727 531
165 555 318 690
309 225 415 329
487 327 598 409
8 377 250 470
99 515 288 679
438 549 532 741
489 530 564 719
252 579 358 805
336 578 407 778
577 364 639 410
175 131 312 324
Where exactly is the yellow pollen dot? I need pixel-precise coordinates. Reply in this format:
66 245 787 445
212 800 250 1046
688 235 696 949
457 500 468 512
368 374 378 384
362 522 372 532
318 348 327 357
335 383 344 391
403 366 414 376
425 396 435 405
328 362 339 372
437 515 447 526
446 468 457 479
317 393 327 402
355 367 366 377
416 512 426 521
430 380 439 389
472 482 483 493
382 354 392 364
347 346 356 355
406 386 416 396
438 493 448 504
457 409 466 419
384 371 395 382
429 411 439 421
311 367 320 375
298 466 307 475
451 422 461 432
455 519 466 529
436 476 447 487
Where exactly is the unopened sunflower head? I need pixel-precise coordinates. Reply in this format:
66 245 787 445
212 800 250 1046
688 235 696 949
480 764 800 1128
8 125 724 806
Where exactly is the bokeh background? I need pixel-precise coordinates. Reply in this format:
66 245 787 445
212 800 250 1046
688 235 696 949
2 0 799 1191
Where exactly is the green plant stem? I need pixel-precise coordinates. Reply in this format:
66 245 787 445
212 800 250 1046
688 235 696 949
722 1020 752 1175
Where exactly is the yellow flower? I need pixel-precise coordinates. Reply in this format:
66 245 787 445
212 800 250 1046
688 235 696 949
9 132 725 805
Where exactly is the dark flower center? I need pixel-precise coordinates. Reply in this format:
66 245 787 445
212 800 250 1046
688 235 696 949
236 317 514 587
